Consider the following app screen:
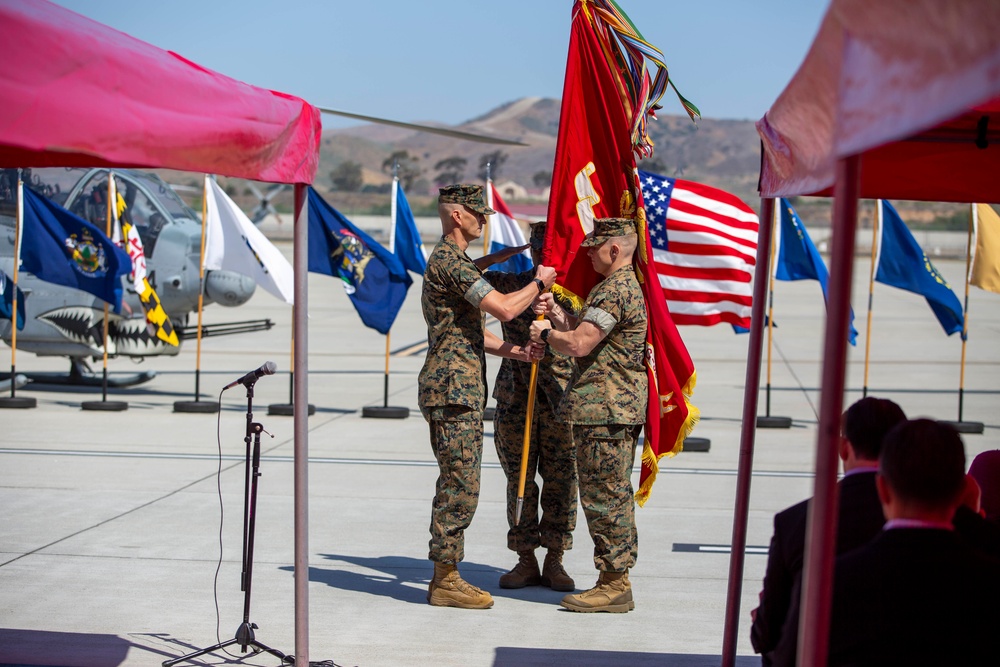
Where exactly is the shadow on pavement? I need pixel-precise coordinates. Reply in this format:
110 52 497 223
282 554 506 605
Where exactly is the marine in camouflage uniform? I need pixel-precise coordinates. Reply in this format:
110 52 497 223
529 216 648 613
420 184 557 610
484 221 578 591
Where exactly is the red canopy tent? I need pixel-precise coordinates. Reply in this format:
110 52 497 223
0 0 320 661
722 1 1000 665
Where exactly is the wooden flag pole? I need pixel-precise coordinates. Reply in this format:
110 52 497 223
482 165 492 257
361 168 408 419
515 314 544 525
173 175 218 413
82 173 127 411
861 200 880 398
757 200 791 428
946 204 984 433
0 173 36 408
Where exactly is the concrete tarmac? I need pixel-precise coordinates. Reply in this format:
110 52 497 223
1 246 998 667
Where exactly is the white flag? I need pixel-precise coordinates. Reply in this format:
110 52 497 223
204 176 294 305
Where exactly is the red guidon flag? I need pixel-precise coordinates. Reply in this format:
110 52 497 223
543 0 700 505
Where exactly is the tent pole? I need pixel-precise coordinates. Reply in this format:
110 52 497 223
292 182 309 665
720 196 774 667
797 155 860 667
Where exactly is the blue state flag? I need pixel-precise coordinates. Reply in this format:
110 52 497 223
20 186 131 313
393 179 427 275
877 200 964 336
776 199 858 345
0 268 27 330
307 187 412 335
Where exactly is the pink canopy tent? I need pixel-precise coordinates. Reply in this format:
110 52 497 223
721 1 1000 666
0 0 321 183
0 0 319 662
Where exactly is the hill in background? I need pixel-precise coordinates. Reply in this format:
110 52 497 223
194 97 966 230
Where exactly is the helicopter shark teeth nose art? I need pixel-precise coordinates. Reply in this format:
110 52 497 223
38 306 180 358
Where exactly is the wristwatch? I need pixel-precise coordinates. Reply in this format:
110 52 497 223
540 328 551 343
533 278 545 294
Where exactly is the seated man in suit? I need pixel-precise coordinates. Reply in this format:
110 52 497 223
750 397 906 664
773 419 1000 667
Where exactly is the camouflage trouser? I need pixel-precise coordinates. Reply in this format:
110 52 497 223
494 394 577 553
424 405 483 564
572 423 642 572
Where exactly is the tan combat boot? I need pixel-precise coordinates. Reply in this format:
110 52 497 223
498 550 541 589
540 549 575 592
560 570 633 613
427 562 494 609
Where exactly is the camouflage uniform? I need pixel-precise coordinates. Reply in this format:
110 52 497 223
561 263 648 573
485 269 577 554
419 230 496 565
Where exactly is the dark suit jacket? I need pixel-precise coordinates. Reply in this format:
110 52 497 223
771 528 1000 667
750 471 885 658
953 504 1000 559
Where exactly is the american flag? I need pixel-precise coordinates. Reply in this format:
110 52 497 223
639 170 759 329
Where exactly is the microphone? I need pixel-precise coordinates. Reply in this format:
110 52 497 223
223 361 277 390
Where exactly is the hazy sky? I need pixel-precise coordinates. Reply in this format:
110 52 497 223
51 0 829 129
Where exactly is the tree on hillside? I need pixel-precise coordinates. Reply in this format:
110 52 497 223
532 170 552 187
434 156 467 187
382 150 422 191
330 160 363 192
478 150 508 181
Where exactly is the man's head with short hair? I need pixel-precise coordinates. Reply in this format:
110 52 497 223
580 217 637 248
879 419 966 512
437 184 495 216
842 396 907 461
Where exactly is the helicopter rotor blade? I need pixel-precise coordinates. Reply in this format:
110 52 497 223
317 106 528 147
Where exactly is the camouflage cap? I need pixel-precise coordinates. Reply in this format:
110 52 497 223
528 220 547 251
438 184 496 216
580 217 637 247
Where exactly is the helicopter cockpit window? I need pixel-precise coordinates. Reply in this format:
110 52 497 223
67 171 168 258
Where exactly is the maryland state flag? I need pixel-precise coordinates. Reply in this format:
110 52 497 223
111 176 178 346
543 0 699 505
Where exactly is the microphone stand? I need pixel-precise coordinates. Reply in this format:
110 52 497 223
163 378 291 666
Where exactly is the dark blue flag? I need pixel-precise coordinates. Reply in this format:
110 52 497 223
776 199 858 345
307 187 412 335
0 268 26 330
393 179 427 275
877 200 964 336
20 186 131 313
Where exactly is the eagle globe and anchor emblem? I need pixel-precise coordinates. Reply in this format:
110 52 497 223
63 229 109 277
330 229 372 294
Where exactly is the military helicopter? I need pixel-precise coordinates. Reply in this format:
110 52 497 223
0 166 263 385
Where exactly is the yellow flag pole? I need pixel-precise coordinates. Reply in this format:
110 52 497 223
957 204 975 421
193 175 209 401
862 200 880 398
515 313 544 526
9 175 23 397
98 174 114 402
764 201 778 416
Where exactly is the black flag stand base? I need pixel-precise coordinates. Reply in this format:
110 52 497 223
362 405 409 419
756 415 792 429
941 420 985 435
82 399 127 412
361 373 409 419
0 396 36 409
173 400 219 414
267 371 314 416
683 437 711 452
